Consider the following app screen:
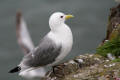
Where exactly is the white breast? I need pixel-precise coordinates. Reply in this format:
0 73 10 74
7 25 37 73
48 24 73 64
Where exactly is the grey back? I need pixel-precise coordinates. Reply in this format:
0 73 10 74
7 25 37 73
23 36 62 67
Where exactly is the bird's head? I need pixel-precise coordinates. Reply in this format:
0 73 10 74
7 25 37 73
49 12 73 30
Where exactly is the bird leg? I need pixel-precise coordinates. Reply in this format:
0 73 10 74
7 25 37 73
52 64 65 78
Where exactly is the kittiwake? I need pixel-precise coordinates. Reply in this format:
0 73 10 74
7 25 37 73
9 11 74 79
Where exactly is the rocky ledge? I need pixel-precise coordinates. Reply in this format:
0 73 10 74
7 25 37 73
43 54 120 80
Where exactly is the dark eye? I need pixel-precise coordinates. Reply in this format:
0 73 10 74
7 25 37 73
60 16 63 18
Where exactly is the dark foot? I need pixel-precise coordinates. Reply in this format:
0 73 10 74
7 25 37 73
52 64 65 78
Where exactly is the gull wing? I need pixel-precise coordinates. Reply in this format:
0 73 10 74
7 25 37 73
22 36 62 67
16 11 34 54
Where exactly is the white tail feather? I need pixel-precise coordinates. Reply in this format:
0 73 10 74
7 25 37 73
19 67 47 79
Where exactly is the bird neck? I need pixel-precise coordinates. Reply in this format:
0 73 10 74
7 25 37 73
49 23 72 41
50 23 70 32
48 23 73 46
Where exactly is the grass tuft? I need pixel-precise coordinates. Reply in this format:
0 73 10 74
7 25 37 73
96 36 120 58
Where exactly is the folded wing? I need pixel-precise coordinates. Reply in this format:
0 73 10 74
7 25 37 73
16 11 34 54
22 36 62 67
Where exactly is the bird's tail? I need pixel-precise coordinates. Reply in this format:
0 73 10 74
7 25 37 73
9 66 21 73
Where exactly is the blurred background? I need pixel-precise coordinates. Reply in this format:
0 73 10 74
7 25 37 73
0 0 117 80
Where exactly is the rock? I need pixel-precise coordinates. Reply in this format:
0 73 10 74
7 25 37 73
43 54 120 80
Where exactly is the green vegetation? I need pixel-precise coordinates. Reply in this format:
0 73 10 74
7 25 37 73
112 58 120 62
96 36 120 58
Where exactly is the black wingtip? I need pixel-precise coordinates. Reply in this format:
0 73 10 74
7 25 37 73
9 66 21 73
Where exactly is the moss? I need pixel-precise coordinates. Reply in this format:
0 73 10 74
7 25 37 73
96 36 120 57
112 58 120 62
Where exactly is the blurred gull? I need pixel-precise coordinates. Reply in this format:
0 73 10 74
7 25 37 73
9 11 74 79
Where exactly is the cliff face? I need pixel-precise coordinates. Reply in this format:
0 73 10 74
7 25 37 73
96 4 120 59
105 4 120 41
43 4 120 80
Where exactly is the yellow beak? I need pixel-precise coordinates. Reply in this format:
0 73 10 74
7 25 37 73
65 14 74 20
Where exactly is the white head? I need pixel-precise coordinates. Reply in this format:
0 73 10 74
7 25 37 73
49 12 73 31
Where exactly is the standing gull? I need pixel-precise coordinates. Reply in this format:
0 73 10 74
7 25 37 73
9 12 74 79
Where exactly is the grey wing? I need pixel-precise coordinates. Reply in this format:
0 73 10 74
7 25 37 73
16 11 34 54
23 36 62 67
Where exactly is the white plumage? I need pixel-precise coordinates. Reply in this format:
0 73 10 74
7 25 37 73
9 12 74 79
